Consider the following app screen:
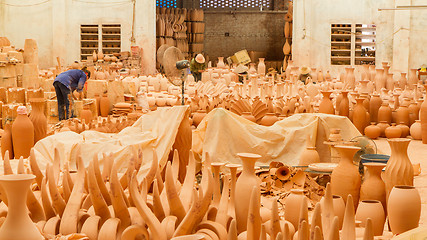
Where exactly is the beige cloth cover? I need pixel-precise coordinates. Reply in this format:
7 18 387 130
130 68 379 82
192 108 361 166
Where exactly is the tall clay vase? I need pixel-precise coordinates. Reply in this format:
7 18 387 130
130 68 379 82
408 69 418 89
100 93 110 117
360 163 386 213
388 185 421 235
1 122 13 159
369 94 382 123
338 91 349 117
0 174 43 240
29 98 47 144
382 138 414 202
258 58 266 76
330 145 361 209
374 69 384 92
217 57 225 68
378 102 392 125
421 85 427 144
80 105 93 124
12 106 34 158
319 91 335 114
353 98 367 134
284 189 307 230
235 153 261 233
345 67 355 89
355 200 385 236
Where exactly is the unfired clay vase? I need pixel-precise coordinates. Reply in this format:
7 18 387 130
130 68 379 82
12 106 34 158
258 58 266 76
299 146 320 166
100 93 110 117
364 123 381 139
385 123 402 139
377 121 390 138
388 185 421 235
397 123 410 138
29 98 47 144
378 102 392 124
319 91 335 114
1 122 13 159
408 69 418 89
360 163 386 213
421 85 427 143
383 138 414 201
217 57 225 68
338 91 349 117
353 98 367 134
355 200 385 236
284 189 307 230
330 145 361 208
235 153 261 233
410 120 422 140
0 174 43 240
192 110 207 127
369 94 382 123
80 105 93 124
345 67 355 89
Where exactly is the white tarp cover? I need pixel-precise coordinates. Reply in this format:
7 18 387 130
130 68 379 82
192 108 361 166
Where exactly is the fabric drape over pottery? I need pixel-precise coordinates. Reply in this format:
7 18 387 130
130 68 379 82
30 106 189 177
192 108 361 166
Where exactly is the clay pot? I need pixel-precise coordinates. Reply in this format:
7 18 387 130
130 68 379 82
383 138 414 201
80 105 93 124
217 57 225 68
408 69 418 88
353 98 367 134
98 49 104 60
360 163 386 213
332 195 345 229
378 102 392 124
257 58 266 76
338 91 349 117
421 85 427 143
364 123 380 139
0 174 43 240
284 189 307 230
29 98 47 144
259 113 278 126
235 153 261 233
12 106 34 158
345 67 355 89
375 69 384 92
396 105 410 126
94 94 101 116
410 120 422 140
241 112 256 123
1 122 13 159
397 123 410 138
388 185 421 235
408 102 419 126
156 96 167 107
192 110 207 127
369 94 382 123
330 145 361 208
100 93 110 117
377 121 390 138
319 91 335 114
355 200 385 236
385 123 402 139
298 146 320 166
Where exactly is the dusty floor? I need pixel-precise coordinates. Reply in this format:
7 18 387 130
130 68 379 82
375 138 427 226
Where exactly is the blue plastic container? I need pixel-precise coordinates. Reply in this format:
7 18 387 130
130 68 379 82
360 154 390 164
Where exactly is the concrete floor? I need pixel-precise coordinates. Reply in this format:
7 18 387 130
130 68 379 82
375 138 427 226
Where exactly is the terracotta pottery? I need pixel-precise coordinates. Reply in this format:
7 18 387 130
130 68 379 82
192 110 207 127
396 104 410 126
408 102 419 126
80 105 93 124
100 93 110 117
421 85 427 143
341 195 356 240
369 94 382 123
29 98 47 144
399 72 407 89
388 185 421 235
378 102 392 124
217 57 225 68
385 123 402 139
259 113 278 126
345 67 355 89
0 174 43 240
284 189 307 230
299 146 320 166
360 163 386 211
355 200 385 236
353 98 367 134
410 120 422 140
258 58 266 76
338 91 350 117
1 122 13 159
397 123 410 138
241 112 256 123
383 138 414 201
377 121 390 138
12 106 34 158
98 49 104 60
408 69 418 89
374 69 384 92
332 195 345 230
319 91 335 114
330 145 361 208
364 123 381 139
235 153 261 233
94 93 101 116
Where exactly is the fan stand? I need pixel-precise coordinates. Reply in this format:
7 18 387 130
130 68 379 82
167 68 188 105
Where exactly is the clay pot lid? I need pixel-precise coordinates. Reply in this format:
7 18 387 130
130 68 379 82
236 153 261 159
0 174 35 181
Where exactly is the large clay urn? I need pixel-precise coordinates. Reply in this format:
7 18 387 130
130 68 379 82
0 174 44 240
421 85 427 143
388 185 421 235
192 110 207 127
338 91 349 117
360 163 386 213
100 93 110 117
330 145 361 208
29 98 47 144
235 153 261 233
369 94 382 123
80 105 93 124
1 122 13 159
12 106 34 158
385 123 402 138
353 98 367 134
284 189 307 230
319 91 335 114
378 102 392 124
355 200 385 236
382 138 414 201
345 67 355 89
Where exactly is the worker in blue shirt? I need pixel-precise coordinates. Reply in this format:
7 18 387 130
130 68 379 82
53 67 90 121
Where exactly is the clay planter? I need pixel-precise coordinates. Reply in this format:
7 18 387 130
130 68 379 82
284 189 307 230
360 163 386 213
388 185 421 235
383 138 414 201
1 122 13 159
0 174 43 240
12 106 34 158
385 123 402 139
330 145 361 208
100 93 110 117
421 85 427 143
235 153 261 233
364 123 380 139
259 113 278 126
192 110 207 127
29 98 47 144
319 91 335 114
355 200 385 236
410 120 422 140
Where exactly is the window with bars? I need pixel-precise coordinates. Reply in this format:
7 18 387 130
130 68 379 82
200 0 271 9
157 0 177 8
